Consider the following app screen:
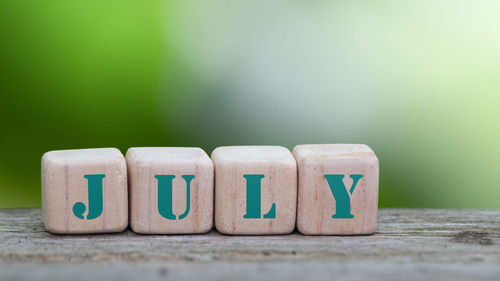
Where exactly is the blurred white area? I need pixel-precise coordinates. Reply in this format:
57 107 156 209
165 0 499 140
163 1 500 207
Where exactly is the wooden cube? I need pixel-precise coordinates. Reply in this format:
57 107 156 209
41 148 128 234
212 146 297 235
126 147 214 234
293 144 379 235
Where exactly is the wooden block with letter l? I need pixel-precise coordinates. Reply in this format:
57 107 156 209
212 146 297 235
293 144 379 235
126 147 214 234
41 148 128 234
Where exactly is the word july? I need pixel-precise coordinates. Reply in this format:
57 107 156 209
41 145 379 235
76 173 359 221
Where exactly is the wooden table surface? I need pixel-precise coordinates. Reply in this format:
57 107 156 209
0 208 499 281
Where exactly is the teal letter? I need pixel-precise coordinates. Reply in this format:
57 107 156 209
323 174 363 219
155 175 194 220
243 174 276 219
72 174 105 220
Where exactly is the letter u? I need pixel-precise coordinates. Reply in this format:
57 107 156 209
154 175 194 220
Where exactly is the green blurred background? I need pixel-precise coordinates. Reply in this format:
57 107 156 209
1 1 499 208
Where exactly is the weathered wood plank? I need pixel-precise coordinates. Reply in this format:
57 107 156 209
0 208 499 281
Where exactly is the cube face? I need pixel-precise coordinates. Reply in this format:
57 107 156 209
41 148 128 234
212 146 297 235
126 147 214 234
293 144 379 235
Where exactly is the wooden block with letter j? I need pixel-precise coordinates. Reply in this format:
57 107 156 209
41 148 128 234
126 147 214 234
293 144 379 235
212 146 297 235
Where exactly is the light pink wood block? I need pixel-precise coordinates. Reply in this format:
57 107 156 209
293 144 379 235
41 148 128 234
127 147 214 234
212 146 297 235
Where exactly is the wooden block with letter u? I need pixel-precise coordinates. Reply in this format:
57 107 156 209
126 147 214 234
293 144 379 235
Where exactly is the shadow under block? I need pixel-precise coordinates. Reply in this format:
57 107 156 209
293 144 379 235
127 147 214 234
41 148 128 234
212 146 297 235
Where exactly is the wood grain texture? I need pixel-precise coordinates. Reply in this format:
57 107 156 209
0 208 499 281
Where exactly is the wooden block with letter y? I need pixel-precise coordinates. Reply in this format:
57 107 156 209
41 148 128 234
126 147 214 234
293 144 379 235
212 146 297 235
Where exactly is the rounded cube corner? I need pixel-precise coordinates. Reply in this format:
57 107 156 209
296 221 316 235
279 223 296 235
41 152 65 170
214 220 233 235
130 221 148 234
43 220 66 235
197 221 214 234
